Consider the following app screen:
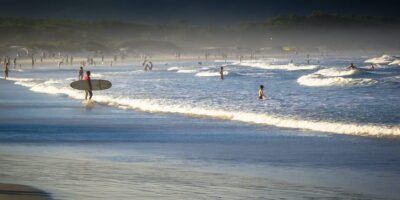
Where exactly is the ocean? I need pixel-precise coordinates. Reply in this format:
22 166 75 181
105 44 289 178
0 54 400 199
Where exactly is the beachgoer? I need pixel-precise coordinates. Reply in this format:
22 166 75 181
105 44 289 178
220 67 224 80
83 71 92 100
142 60 148 71
58 60 63 69
258 85 265 100
370 64 375 70
347 63 357 70
78 67 84 80
4 63 9 79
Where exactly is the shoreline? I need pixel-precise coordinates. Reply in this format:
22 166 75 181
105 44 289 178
0 183 52 200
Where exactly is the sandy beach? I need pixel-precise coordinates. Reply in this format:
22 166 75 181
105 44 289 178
1 58 400 199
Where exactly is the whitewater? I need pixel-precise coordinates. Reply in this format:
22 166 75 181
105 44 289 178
4 56 400 137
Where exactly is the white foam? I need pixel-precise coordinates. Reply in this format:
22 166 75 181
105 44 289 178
389 59 400 66
297 68 377 87
195 71 229 77
7 77 400 137
176 69 197 73
91 73 104 78
239 61 319 71
365 55 397 64
167 67 179 71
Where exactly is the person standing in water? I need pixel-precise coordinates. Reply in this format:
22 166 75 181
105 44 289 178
78 66 84 80
13 58 16 69
31 56 34 68
82 71 92 100
4 63 9 79
258 85 266 100
220 66 224 80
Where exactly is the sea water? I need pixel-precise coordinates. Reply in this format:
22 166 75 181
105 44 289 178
1 55 400 199
7 56 400 136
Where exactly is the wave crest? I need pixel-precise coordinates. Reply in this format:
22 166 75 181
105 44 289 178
297 68 377 87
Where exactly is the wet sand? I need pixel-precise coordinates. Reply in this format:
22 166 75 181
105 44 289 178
0 183 51 200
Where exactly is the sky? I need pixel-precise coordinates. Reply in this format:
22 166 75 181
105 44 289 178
0 0 398 24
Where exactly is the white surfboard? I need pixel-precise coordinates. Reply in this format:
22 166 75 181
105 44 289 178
70 79 112 91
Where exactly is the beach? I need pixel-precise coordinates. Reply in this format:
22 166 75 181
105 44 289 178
1 57 400 199
0 183 51 200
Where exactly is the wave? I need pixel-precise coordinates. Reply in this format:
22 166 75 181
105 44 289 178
167 67 179 71
195 71 229 77
365 55 397 64
238 61 319 71
389 59 400 66
177 69 197 73
297 68 377 87
7 77 400 137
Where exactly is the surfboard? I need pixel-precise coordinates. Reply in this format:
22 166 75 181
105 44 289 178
70 79 112 91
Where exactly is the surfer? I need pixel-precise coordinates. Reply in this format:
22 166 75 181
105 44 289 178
347 63 357 70
370 63 375 70
258 85 265 100
220 66 224 80
83 71 93 100
78 67 84 80
143 60 153 71
142 60 148 71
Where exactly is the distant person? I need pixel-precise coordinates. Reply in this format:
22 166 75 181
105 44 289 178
370 63 375 70
143 60 153 71
142 60 148 71
198 61 202 65
82 71 93 100
220 66 224 80
4 63 9 79
58 60 63 69
258 85 265 100
347 63 357 70
13 58 16 69
78 66 84 80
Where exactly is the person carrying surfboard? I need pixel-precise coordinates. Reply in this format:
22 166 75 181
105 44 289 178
83 71 93 100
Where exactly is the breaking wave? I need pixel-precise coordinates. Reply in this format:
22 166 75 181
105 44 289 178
238 61 319 71
8 77 399 137
297 68 377 87
365 55 398 64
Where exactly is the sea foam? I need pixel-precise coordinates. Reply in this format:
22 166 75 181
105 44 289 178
9 77 399 137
